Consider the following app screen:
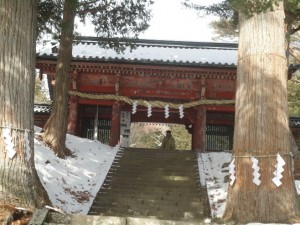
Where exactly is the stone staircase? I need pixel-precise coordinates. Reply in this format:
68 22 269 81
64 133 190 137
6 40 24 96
88 148 210 223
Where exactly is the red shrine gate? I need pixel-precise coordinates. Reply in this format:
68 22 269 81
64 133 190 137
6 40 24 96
36 38 238 151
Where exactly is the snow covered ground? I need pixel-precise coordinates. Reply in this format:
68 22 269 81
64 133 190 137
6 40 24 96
34 127 119 214
34 127 300 224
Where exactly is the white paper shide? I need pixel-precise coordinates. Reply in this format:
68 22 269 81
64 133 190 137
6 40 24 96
251 157 261 186
272 154 286 187
132 100 138 114
3 128 16 159
147 102 152 117
229 158 236 186
179 104 184 118
164 104 170 118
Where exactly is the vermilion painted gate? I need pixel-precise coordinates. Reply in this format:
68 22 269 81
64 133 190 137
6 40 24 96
35 38 241 151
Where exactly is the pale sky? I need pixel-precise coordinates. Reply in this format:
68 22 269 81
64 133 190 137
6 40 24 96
76 0 221 42
139 0 219 41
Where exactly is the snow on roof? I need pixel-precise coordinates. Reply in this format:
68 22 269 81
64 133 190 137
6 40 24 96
37 37 238 67
34 103 52 114
290 117 300 128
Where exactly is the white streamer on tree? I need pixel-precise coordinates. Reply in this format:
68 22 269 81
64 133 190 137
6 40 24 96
229 158 236 186
251 157 261 186
272 154 286 187
3 128 16 159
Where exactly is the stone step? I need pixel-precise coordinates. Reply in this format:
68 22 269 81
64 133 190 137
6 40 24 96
97 189 201 199
117 151 196 160
120 148 195 153
90 202 204 215
112 161 197 167
92 197 204 210
110 164 198 175
106 171 200 178
90 207 204 219
115 157 197 164
116 157 197 163
100 186 200 194
93 200 204 209
115 153 196 160
103 177 199 186
105 170 199 178
108 168 198 175
97 191 201 202
90 206 204 222
94 191 203 202
107 169 199 178
100 184 201 193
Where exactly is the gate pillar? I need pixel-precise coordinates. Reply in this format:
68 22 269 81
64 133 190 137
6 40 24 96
192 106 206 152
109 101 121 147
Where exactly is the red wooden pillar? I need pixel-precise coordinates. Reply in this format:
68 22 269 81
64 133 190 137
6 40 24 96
109 101 121 147
192 106 206 152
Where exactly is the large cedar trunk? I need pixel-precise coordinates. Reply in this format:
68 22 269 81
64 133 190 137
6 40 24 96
223 2 300 223
42 0 77 158
0 0 50 208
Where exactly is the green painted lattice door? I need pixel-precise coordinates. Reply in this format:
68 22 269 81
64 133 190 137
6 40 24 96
82 118 111 145
206 125 233 151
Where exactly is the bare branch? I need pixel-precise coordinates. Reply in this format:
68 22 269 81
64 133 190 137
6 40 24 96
290 48 300 64
76 0 111 15
78 0 99 7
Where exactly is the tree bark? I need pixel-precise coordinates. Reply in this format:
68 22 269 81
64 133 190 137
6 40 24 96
223 2 300 223
0 0 50 208
42 0 77 158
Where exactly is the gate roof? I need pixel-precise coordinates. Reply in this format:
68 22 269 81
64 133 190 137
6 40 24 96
37 37 238 67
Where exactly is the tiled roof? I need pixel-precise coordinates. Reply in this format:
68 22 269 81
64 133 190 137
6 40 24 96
34 104 52 114
37 37 238 67
290 117 300 128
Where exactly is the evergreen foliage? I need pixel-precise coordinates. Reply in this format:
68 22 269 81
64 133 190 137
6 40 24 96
37 0 153 47
129 123 164 149
288 72 300 116
37 0 63 39
183 0 300 40
229 0 281 18
169 126 191 150
288 34 300 115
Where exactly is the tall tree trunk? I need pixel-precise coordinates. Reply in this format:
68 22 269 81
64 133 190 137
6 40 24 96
0 0 50 208
223 2 300 223
42 0 77 158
